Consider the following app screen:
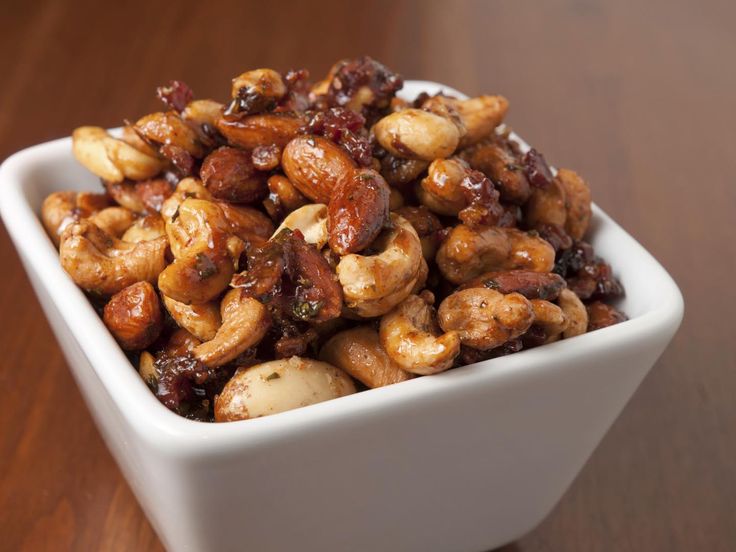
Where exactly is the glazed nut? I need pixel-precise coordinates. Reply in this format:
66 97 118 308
557 288 588 338
455 95 509 147
556 168 592 240
328 168 390 255
159 198 243 304
379 155 429 186
586 301 627 332
103 282 163 350
180 99 224 129
163 328 202 357
72 126 164 183
524 176 567 229
266 174 307 215
215 112 304 150
418 157 470 216
373 108 460 161
252 144 282 171
121 214 167 243
505 228 556 273
319 326 413 388
104 178 174 215
192 289 271 368
230 68 287 102
379 294 461 375
461 140 531 205
60 220 168 296
459 270 567 301
273 203 329 249
41 191 111 246
88 207 136 238
337 213 422 315
281 135 357 203
214 356 356 422
201 146 268 204
438 288 534 350
134 111 206 158
162 294 222 342
529 299 568 343
436 224 512 284
393 205 443 261
217 202 275 244
160 177 212 223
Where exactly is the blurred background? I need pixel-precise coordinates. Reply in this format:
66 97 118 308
0 0 734 550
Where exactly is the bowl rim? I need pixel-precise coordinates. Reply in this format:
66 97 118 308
0 80 684 455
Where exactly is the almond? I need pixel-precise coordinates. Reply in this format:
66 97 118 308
281 135 357 203
216 113 304 149
328 168 390 255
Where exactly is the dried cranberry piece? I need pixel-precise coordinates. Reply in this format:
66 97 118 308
302 107 373 166
156 80 194 113
523 148 554 189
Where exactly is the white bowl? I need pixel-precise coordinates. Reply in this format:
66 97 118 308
0 81 683 552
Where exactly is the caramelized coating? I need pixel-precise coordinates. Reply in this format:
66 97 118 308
41 191 112 246
379 293 460 375
438 288 534 350
587 301 628 331
216 112 305 149
281 135 357 203
328 168 390 255
459 270 566 300
102 282 162 350
60 220 168 296
52 57 627 422
320 326 413 388
201 146 268 204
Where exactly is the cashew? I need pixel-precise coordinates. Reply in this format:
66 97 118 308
529 299 568 343
373 108 460 161
160 177 212 224
380 155 429 186
436 224 512 284
41 191 111 246
159 198 243 304
379 293 460 375
214 356 356 422
273 204 329 249
263 174 307 218
162 294 222 342
455 95 509 147
164 328 202 356
121 214 167 243
134 111 206 158
556 168 592 240
102 281 163 350
72 126 164 183
505 228 556 272
230 68 286 102
558 289 588 338
438 288 534 350
216 112 305 150
337 214 422 315
120 125 161 158
192 289 270 368
181 99 224 129
417 157 469 216
60 220 168 296
524 177 567 229
350 256 427 318
88 207 136 237
393 205 443 261
320 326 413 388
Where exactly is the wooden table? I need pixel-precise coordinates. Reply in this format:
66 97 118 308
1 0 734 550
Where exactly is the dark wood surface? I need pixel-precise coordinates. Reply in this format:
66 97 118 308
1 0 734 550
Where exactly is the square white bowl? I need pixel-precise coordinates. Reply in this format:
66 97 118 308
0 81 683 552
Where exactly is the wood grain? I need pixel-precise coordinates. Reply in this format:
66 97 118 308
1 0 734 550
